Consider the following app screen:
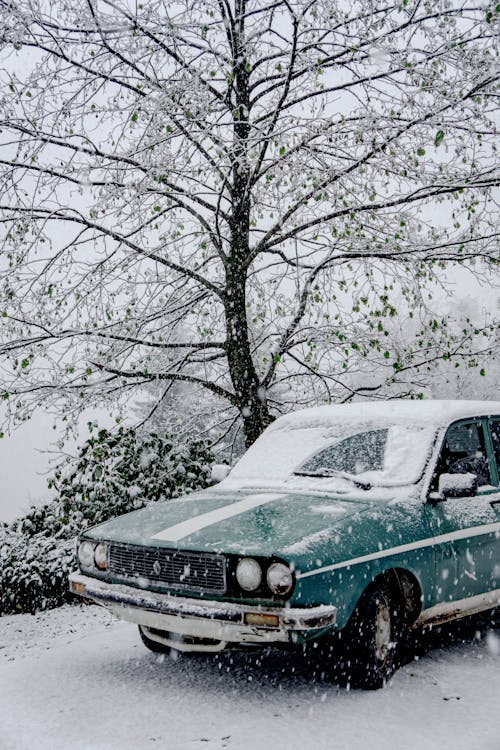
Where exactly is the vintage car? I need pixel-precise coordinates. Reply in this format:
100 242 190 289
69 400 500 688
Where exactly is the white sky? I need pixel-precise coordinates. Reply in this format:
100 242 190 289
1 410 55 522
0 407 116 523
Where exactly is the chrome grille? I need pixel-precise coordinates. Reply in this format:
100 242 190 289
108 543 226 595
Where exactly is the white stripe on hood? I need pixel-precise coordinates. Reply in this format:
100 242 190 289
151 493 284 543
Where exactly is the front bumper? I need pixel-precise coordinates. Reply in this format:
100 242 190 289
69 572 337 651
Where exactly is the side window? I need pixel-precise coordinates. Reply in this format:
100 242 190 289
431 420 491 492
490 420 500 478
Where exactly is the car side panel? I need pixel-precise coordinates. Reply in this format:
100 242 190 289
290 498 436 631
425 493 500 602
294 547 434 633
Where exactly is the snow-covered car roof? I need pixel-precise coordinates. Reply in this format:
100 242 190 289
225 400 500 489
267 399 500 432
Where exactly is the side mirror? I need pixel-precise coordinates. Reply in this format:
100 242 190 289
437 472 478 499
210 463 230 484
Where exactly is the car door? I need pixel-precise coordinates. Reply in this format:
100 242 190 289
487 417 500 587
426 418 499 604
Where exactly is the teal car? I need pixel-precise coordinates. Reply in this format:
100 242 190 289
69 400 500 688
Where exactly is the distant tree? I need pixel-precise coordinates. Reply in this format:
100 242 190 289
0 0 498 446
425 294 500 400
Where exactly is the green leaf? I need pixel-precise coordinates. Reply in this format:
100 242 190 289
416 147 425 156
131 112 138 122
434 130 445 147
480 368 486 376
279 146 285 156
383 351 390 359
153 205 161 212
21 358 30 369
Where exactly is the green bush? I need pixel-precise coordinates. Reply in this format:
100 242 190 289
0 428 214 615
0 528 75 615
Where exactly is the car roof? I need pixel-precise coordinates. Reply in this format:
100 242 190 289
270 400 500 433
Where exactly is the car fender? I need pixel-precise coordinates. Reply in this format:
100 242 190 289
293 548 431 632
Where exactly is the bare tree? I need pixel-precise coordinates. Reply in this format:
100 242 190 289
0 0 498 446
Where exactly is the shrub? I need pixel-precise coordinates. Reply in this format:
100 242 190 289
0 428 214 615
0 527 75 615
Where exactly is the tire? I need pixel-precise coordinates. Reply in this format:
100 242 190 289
342 582 404 689
138 625 172 654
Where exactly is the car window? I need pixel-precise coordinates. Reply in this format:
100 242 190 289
297 429 388 475
490 420 500 477
431 420 491 493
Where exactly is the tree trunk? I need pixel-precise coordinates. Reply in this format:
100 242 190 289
224 265 273 447
224 1 272 447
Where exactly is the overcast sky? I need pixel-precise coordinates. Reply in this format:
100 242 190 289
0 407 115 523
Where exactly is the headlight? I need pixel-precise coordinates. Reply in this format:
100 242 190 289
267 562 293 595
94 542 108 570
78 540 95 569
235 557 262 592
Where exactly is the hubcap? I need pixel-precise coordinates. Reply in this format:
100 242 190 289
374 601 392 663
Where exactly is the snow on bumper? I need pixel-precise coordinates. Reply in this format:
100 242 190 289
69 572 337 649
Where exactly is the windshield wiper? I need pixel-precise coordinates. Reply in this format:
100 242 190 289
293 469 372 491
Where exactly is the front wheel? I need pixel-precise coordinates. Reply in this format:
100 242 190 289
342 583 404 689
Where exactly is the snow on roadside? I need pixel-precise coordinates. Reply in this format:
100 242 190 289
0 603 115 663
1 604 500 750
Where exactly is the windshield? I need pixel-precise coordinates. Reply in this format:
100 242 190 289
296 429 388 476
227 418 437 488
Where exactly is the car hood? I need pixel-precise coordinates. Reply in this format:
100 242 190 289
84 488 373 559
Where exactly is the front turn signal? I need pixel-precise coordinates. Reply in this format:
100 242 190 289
244 612 280 628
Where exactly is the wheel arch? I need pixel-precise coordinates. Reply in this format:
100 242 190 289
356 567 423 627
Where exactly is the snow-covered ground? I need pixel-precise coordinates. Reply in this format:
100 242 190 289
1 604 499 750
